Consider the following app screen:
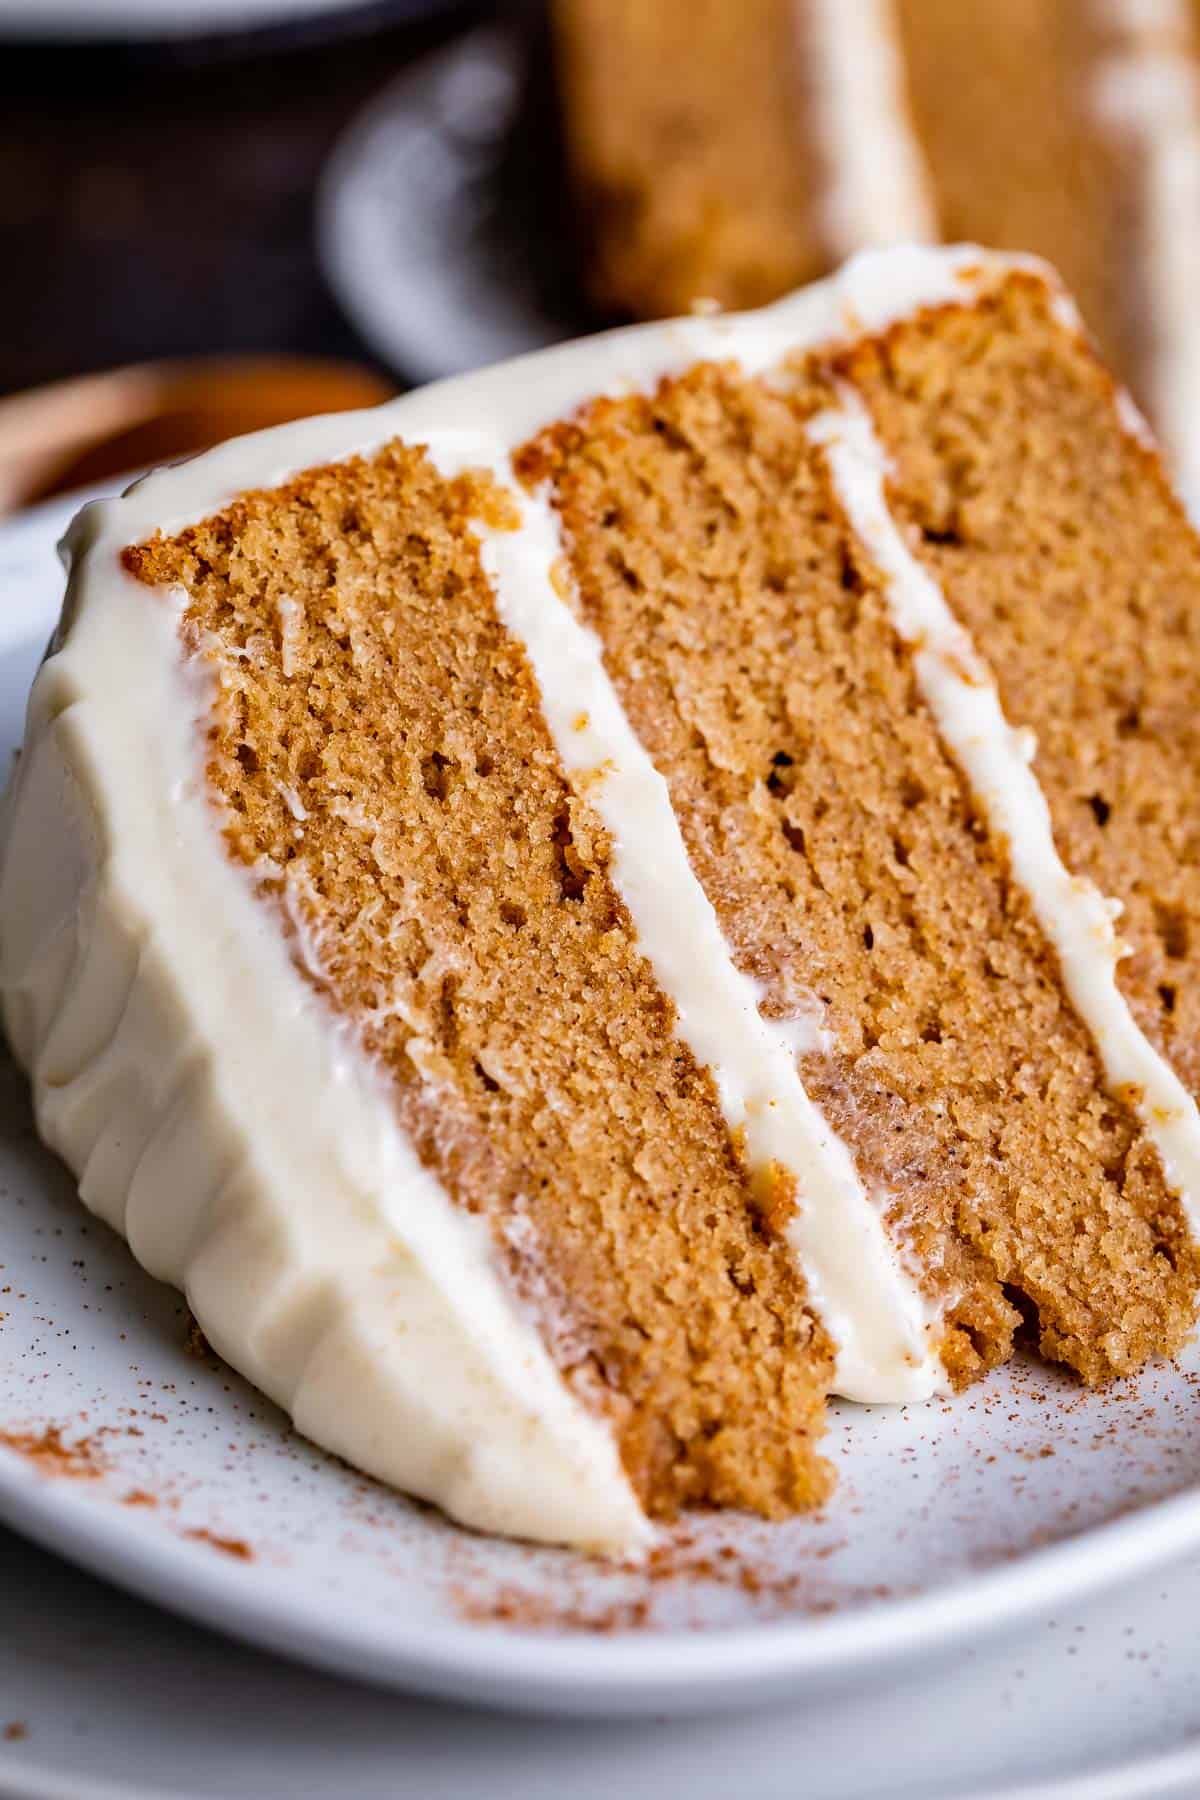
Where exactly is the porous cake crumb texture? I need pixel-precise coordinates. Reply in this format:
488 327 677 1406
124 448 834 1523
520 328 1197 1387
852 275 1200 1276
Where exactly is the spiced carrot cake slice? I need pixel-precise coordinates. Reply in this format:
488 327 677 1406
3 245 1199 1553
551 0 1200 502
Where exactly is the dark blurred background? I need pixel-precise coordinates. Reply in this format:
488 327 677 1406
0 1 494 397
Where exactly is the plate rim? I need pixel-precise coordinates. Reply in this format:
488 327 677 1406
316 26 546 388
6 1738 1200 1800
2 1442 1200 1717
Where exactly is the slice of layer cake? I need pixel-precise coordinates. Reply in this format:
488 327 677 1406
3 246 1199 1553
552 0 1200 502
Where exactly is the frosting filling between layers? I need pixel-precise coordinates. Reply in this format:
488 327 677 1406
30 247 1020 1418
1 247 1152 1551
444 444 942 1404
807 387 1200 1232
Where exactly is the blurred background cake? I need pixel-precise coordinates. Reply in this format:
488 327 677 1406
8 1 1200 506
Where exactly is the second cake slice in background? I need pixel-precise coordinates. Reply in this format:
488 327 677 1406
551 0 1200 502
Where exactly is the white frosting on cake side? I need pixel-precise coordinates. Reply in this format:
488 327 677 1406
1092 0 1200 509
0 248 1109 1549
0 548 652 1555
800 0 938 258
808 389 1200 1232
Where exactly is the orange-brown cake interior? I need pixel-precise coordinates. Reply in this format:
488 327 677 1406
551 0 832 317
851 273 1200 1125
122 446 833 1523
893 0 1148 401
519 331 1198 1385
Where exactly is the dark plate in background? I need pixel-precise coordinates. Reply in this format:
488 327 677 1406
0 0 457 49
319 23 602 383
0 3 493 401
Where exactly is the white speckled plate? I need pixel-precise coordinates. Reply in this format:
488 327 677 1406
3 490 1200 1720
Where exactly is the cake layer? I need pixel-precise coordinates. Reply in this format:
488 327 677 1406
895 0 1200 504
122 444 836 1526
895 0 1139 401
849 270 1200 1205
4 246 1200 1553
0 552 650 1552
518 313 1197 1385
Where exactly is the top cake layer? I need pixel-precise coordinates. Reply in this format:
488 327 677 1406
4 246 1200 1553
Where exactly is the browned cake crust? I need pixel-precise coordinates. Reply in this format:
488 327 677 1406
518 301 1198 1386
123 450 834 1524
550 0 833 317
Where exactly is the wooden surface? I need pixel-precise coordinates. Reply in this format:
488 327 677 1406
0 353 396 511
0 1 492 400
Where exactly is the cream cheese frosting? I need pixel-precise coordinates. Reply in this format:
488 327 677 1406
0 245 1151 1551
1 547 652 1556
462 455 940 1403
807 388 1200 1231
